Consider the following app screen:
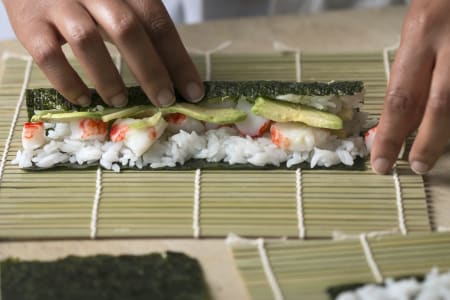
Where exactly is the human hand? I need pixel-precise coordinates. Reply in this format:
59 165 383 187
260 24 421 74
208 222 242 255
371 0 450 175
3 0 204 107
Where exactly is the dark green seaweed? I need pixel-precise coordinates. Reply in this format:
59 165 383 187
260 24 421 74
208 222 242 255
22 157 367 171
1 252 210 300
26 81 364 120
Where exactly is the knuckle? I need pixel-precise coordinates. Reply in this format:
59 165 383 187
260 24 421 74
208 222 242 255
148 14 175 39
110 13 140 38
29 38 60 66
67 24 97 46
385 89 416 114
428 92 450 115
404 12 434 40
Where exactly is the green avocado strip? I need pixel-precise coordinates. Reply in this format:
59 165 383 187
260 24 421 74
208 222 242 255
161 103 247 124
32 111 103 122
129 112 163 129
30 104 245 125
101 105 149 122
252 97 343 130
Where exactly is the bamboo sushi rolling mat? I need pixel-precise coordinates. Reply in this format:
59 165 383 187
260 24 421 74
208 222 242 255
0 7 449 300
228 232 450 300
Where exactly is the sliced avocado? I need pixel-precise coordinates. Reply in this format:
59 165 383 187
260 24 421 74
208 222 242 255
200 96 238 108
127 105 158 119
101 105 152 122
251 97 343 130
32 111 103 122
31 110 65 122
129 112 163 129
161 103 246 124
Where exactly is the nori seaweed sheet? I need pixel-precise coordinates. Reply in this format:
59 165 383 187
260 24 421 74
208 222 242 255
24 81 366 171
22 157 366 171
326 274 425 299
26 81 364 120
1 252 210 300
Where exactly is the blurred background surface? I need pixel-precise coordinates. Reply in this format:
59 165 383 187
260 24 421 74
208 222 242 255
0 0 408 41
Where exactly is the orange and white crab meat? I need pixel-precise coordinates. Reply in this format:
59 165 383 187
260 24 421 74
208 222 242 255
235 97 270 137
70 119 109 141
165 113 205 134
22 121 46 150
110 118 167 156
270 122 331 152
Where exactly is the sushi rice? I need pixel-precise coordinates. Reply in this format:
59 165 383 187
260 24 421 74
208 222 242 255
337 268 450 300
13 122 367 172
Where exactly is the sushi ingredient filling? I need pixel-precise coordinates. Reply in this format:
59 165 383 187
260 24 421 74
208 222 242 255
14 95 368 171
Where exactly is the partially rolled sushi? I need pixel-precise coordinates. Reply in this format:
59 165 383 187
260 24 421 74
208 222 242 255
14 81 369 171
330 268 450 300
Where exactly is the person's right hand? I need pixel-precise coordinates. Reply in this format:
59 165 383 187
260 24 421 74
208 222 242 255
3 0 204 107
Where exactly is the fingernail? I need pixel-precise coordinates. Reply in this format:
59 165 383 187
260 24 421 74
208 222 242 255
77 95 91 107
158 88 175 107
111 94 127 108
411 161 430 175
185 82 204 103
372 158 391 174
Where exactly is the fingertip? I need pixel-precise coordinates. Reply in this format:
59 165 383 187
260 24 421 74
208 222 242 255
157 88 176 107
410 160 430 175
110 93 128 108
77 95 91 107
371 157 393 175
184 81 204 103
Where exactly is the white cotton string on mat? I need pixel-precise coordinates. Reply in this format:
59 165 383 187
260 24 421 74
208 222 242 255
193 169 202 238
332 229 399 241
1 51 32 62
273 41 302 82
188 41 232 81
296 168 306 239
224 234 285 300
90 167 103 239
256 238 285 300
393 164 407 235
359 233 384 283
382 42 399 82
437 226 450 232
382 43 408 236
0 54 33 182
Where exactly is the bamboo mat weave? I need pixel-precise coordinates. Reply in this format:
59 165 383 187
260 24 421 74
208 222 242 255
0 49 430 240
228 232 450 300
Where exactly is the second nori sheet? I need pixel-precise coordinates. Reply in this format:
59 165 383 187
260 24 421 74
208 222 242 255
1 251 210 300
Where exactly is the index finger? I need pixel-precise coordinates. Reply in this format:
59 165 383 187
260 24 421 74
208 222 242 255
371 41 434 174
128 0 204 102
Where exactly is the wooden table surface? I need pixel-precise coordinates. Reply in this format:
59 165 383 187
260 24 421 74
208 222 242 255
0 7 449 300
